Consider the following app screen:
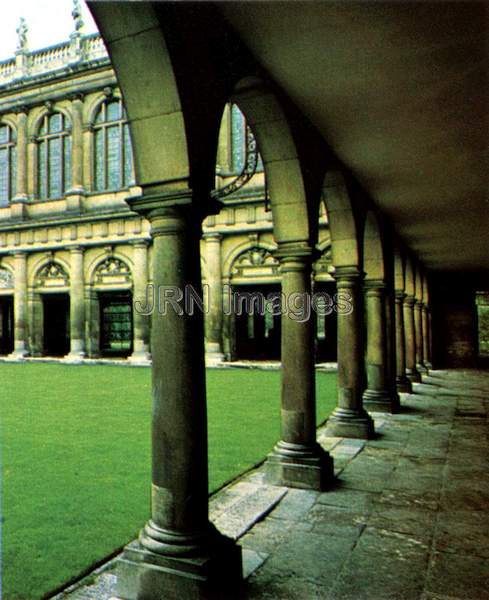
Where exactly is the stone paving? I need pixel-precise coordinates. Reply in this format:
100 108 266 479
56 369 489 600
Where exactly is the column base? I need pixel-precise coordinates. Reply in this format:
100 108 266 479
115 528 242 600
128 350 151 364
407 368 422 383
362 389 399 413
205 351 225 366
8 345 28 360
263 441 334 490
416 362 429 374
64 352 86 363
424 361 433 370
325 408 375 439
396 376 412 394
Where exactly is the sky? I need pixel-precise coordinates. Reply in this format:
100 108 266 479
0 0 98 61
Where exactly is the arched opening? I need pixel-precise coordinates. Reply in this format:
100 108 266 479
0 266 14 354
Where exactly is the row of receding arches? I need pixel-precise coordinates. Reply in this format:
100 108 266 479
65 4 435 597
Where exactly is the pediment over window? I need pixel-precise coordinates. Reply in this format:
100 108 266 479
231 247 279 280
94 257 131 286
35 262 69 288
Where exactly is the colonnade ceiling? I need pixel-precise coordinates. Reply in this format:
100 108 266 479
214 2 489 274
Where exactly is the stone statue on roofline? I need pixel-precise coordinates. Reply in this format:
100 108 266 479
72 0 85 33
16 17 29 53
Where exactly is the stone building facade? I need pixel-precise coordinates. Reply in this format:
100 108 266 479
0 27 336 363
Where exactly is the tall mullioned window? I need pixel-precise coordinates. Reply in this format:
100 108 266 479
37 112 72 200
94 99 135 191
0 125 16 207
230 103 263 175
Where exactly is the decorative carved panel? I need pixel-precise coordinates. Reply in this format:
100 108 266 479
35 262 69 288
0 268 13 289
231 247 278 280
94 257 131 286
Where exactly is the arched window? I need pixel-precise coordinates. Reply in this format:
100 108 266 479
230 103 263 175
93 99 135 191
0 124 16 206
37 112 72 200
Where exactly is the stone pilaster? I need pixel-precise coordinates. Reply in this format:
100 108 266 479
264 244 333 490
66 246 85 360
362 281 399 413
116 190 242 600
14 108 28 202
325 266 374 438
66 94 85 212
414 300 428 374
403 295 421 383
394 292 412 393
423 304 433 369
203 232 224 362
9 252 29 358
129 240 151 362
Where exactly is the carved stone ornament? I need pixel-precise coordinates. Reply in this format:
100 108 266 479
36 262 69 288
231 247 278 278
0 268 14 289
94 257 131 285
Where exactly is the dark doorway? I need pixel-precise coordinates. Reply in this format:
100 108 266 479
99 292 133 357
234 284 281 360
43 294 70 356
314 281 338 363
0 296 14 355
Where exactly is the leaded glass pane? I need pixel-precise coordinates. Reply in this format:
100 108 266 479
0 148 8 206
48 137 62 198
231 104 245 173
107 101 121 122
0 126 8 144
95 128 105 190
49 113 62 133
39 142 47 199
123 124 135 187
107 125 121 189
11 146 16 199
64 136 72 192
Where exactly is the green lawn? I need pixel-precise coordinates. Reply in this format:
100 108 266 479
1 363 337 599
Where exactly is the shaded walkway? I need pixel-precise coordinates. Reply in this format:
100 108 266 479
57 370 489 600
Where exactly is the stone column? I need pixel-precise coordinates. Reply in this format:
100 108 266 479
66 94 84 212
325 266 374 438
264 245 333 490
222 278 235 361
362 281 399 413
414 300 428 374
28 290 43 356
9 252 28 358
129 240 151 362
117 193 241 600
14 108 28 201
67 246 85 360
384 288 401 406
394 292 412 393
203 232 224 362
422 304 432 369
403 295 421 383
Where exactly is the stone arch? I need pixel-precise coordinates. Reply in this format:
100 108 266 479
89 254 133 289
28 104 72 139
231 77 313 245
363 210 386 282
33 260 70 291
89 3 190 190
83 88 123 127
393 242 406 293
0 114 17 132
222 239 277 281
404 254 415 297
320 170 361 269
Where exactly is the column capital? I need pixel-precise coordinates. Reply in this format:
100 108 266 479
131 239 150 249
273 243 316 272
403 294 415 307
333 265 363 283
414 299 423 310
202 232 223 242
128 186 222 223
67 244 84 254
364 279 387 292
395 290 406 301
